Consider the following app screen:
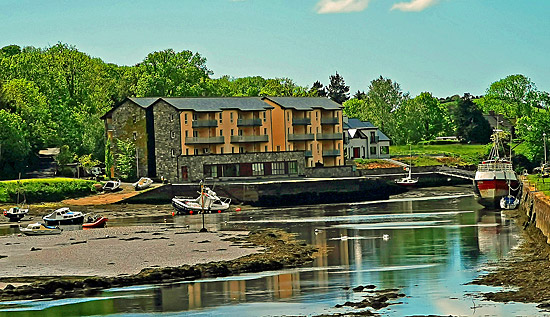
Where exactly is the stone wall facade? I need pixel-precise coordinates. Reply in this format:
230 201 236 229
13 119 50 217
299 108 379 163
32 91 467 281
152 100 182 182
304 165 357 178
177 151 306 182
110 100 149 178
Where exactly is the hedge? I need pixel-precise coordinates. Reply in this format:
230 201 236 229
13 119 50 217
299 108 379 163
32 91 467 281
0 178 98 203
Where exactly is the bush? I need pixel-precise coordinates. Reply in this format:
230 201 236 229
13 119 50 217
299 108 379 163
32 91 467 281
0 178 98 203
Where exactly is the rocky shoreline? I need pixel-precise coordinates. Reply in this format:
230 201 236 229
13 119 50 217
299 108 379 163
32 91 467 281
0 228 317 302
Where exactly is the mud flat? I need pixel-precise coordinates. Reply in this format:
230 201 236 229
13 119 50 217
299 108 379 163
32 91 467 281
0 228 317 301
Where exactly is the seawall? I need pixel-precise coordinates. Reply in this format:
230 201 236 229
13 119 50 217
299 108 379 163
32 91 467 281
520 179 550 243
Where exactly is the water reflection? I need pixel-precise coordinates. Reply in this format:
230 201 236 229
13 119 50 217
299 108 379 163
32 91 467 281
0 186 540 316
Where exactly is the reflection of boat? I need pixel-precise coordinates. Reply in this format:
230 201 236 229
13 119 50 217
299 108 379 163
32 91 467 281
43 207 85 226
474 130 519 208
172 185 231 215
82 215 108 229
20 223 62 236
103 179 121 192
395 146 418 186
132 177 153 190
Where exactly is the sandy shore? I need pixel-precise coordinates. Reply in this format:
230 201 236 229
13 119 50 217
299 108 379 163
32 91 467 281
0 226 260 279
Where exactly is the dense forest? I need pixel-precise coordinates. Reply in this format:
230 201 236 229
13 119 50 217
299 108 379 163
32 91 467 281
0 43 549 178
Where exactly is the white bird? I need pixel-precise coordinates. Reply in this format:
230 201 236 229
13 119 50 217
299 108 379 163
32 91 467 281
382 234 390 241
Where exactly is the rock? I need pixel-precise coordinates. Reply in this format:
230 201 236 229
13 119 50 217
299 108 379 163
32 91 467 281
4 284 15 291
352 285 365 292
30 247 41 251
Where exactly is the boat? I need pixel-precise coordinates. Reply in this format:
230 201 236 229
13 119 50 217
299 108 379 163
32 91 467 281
19 222 62 236
132 177 153 190
172 185 231 215
3 205 29 222
474 130 519 208
42 207 85 226
500 194 520 210
395 146 418 186
103 179 121 192
82 215 108 229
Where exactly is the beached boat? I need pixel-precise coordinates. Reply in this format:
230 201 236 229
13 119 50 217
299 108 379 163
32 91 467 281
132 177 153 190
3 206 29 222
500 194 520 210
42 207 85 226
395 146 418 186
103 179 121 192
474 130 519 208
20 222 62 236
82 215 108 229
172 186 231 215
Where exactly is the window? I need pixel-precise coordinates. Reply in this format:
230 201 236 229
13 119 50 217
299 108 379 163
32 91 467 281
288 161 297 174
264 128 267 135
231 129 234 136
230 112 233 123
370 146 377 155
238 129 243 136
277 145 280 151
171 149 176 157
169 114 174 122
272 162 285 175
203 148 209 154
265 145 268 152
263 111 266 122
185 130 189 137
219 129 223 136
370 132 376 143
221 147 224 154
193 131 198 137
186 149 189 155
316 111 318 121
193 113 198 120
211 165 217 178
232 147 235 154
381 146 389 155
133 132 137 140
219 113 222 123
252 163 264 176
184 113 188 125
170 131 175 139
238 112 242 119
239 146 244 153
287 112 290 121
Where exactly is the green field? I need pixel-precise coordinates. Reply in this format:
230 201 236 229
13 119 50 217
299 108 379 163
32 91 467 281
390 144 490 166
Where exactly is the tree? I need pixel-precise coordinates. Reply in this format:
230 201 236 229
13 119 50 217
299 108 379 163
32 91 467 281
450 94 491 143
342 98 366 120
0 110 29 177
310 81 326 97
0 45 21 58
402 92 449 141
353 90 367 100
326 72 349 104
115 138 136 181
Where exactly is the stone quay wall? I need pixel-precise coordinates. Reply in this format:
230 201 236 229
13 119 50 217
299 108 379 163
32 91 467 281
520 179 550 244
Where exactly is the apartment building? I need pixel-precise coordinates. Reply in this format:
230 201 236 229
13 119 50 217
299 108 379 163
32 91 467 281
102 97 345 182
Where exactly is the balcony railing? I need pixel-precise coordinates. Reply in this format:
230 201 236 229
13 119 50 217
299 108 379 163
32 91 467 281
192 120 218 128
237 118 262 126
185 136 225 144
304 150 313 157
288 133 315 141
230 135 269 143
316 133 343 140
292 118 311 125
322 149 341 157
321 117 339 125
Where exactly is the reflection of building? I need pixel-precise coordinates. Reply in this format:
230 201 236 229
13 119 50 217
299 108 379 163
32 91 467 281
102 97 345 182
343 117 390 159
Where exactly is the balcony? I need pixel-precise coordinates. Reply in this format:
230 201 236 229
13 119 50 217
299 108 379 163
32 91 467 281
185 136 225 144
230 135 269 143
192 120 218 128
321 117 339 125
316 133 343 140
304 150 313 157
322 149 341 157
237 118 262 126
292 117 311 125
288 133 315 141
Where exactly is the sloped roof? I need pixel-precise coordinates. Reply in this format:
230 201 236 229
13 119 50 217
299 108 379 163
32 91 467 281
344 118 376 129
264 97 342 110
128 97 160 108
160 97 272 112
377 130 390 141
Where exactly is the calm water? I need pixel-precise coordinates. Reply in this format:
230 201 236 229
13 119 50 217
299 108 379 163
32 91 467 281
0 185 544 316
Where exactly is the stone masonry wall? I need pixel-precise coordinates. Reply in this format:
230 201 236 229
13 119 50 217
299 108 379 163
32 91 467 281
111 101 148 178
152 100 182 182
520 179 550 244
178 151 306 182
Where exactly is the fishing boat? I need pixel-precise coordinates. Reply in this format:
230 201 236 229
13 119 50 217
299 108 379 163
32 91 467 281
172 185 231 215
132 177 153 190
395 146 418 186
474 130 519 208
42 207 85 226
82 215 108 229
103 179 121 192
20 222 62 236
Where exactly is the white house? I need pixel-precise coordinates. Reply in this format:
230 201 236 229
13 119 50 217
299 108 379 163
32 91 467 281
343 117 390 159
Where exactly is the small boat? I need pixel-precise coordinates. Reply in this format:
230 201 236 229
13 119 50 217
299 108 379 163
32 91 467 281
20 222 62 236
82 215 108 229
43 207 85 226
103 179 121 192
3 205 29 222
500 195 520 210
172 184 231 215
395 146 418 186
132 177 153 190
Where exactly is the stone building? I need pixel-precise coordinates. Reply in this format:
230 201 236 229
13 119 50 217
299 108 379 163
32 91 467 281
102 97 345 182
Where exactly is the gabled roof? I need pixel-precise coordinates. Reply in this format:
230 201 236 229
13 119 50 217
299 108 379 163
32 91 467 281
100 97 160 119
160 97 273 112
377 130 390 141
263 97 342 110
344 118 376 129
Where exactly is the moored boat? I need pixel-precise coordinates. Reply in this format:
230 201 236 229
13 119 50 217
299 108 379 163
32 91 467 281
43 207 85 226
82 215 108 229
172 185 231 215
3 206 29 222
132 177 153 190
20 222 62 236
103 179 121 192
474 130 519 208
395 146 418 186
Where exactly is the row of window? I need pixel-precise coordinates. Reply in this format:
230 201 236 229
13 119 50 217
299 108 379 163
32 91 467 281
182 112 267 125
203 161 298 178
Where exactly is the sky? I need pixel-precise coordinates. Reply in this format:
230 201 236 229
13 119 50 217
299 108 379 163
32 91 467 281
1 0 549 98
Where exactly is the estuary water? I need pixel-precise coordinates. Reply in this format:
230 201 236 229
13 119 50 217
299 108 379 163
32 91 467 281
0 185 543 316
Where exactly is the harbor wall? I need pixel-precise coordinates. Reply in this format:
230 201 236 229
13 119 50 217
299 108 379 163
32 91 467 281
520 179 550 244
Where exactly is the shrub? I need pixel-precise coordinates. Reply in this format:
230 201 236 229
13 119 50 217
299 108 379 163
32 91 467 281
0 178 98 203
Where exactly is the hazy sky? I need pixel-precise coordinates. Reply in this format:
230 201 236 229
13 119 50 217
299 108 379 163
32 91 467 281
2 0 549 97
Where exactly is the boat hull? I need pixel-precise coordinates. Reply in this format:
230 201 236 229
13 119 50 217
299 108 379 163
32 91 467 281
43 215 84 226
474 179 520 208
82 217 108 228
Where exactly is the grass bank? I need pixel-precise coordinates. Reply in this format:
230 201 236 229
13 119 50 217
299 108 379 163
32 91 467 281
390 144 489 166
0 178 99 203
